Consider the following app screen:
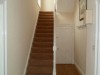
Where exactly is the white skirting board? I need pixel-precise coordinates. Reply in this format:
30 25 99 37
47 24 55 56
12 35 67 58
23 10 40 75
75 63 86 75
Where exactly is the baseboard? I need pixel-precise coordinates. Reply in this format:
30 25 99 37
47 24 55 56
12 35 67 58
23 9 40 75
75 62 85 75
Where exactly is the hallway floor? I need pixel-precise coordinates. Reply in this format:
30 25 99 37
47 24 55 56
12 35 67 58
56 64 80 75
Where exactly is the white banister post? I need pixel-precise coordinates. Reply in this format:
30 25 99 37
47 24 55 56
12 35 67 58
53 46 57 75
53 3 57 74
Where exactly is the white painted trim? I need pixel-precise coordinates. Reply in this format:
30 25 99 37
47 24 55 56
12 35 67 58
53 11 56 75
75 62 85 75
95 1 100 75
4 1 7 75
0 0 7 75
23 9 40 75
94 1 99 75
37 0 41 8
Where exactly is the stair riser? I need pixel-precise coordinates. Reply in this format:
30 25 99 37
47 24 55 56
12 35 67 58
29 60 53 66
39 15 53 18
40 12 53 13
36 29 53 33
34 38 53 42
39 14 53 16
33 43 53 47
39 17 53 19
27 67 53 74
26 73 52 75
37 25 53 27
38 20 53 22
38 18 54 21
38 19 53 21
36 31 53 34
37 22 53 24
32 50 53 53
31 47 53 53
37 26 53 29
35 33 53 37
30 54 53 60
40 13 53 14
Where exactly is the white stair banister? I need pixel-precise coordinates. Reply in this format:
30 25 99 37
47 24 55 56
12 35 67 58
53 0 57 74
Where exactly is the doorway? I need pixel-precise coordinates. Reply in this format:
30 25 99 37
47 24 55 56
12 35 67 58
55 0 86 75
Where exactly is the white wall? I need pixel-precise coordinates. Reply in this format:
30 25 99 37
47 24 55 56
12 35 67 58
86 0 96 75
7 0 40 75
74 0 97 75
74 1 86 75
55 12 74 64
55 12 74 24
41 0 54 11
57 0 76 12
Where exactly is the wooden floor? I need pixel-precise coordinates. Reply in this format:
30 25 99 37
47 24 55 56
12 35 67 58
56 64 80 75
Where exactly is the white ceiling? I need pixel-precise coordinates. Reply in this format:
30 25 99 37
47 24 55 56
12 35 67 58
57 0 76 12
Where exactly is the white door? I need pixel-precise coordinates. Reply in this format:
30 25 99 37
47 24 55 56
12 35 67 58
0 0 7 75
56 26 74 64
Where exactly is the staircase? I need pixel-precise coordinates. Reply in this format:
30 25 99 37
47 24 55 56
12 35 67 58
26 12 54 75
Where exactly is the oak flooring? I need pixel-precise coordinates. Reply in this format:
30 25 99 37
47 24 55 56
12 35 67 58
56 64 80 75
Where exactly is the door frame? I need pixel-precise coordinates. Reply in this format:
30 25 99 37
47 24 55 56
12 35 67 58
0 0 7 75
95 0 100 75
